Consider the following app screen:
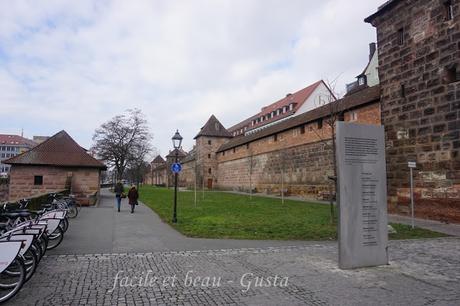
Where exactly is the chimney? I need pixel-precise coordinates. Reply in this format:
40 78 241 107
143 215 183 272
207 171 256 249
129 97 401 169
286 93 292 97
369 42 376 61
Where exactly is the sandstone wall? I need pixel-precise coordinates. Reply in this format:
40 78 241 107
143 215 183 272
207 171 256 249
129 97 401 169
216 102 381 200
9 165 100 205
217 140 334 200
371 0 460 221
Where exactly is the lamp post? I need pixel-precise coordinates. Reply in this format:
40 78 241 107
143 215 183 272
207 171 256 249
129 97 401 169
171 130 183 223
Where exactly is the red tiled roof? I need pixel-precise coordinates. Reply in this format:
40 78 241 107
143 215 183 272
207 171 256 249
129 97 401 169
0 134 36 147
228 80 325 134
4 130 107 169
218 85 381 152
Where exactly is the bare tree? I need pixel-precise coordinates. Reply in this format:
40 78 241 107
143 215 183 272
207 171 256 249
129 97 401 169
127 141 153 189
313 78 343 223
92 109 152 180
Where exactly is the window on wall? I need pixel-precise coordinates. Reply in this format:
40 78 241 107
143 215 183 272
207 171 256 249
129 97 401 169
208 154 211 159
233 148 236 153
351 111 358 121
445 0 454 21
338 113 345 121
397 28 404 45
246 143 249 149
445 64 460 83
208 140 212 145
274 134 278 142
208 168 212 174
400 84 406 97
300 125 305 134
34 175 43 185
317 119 323 129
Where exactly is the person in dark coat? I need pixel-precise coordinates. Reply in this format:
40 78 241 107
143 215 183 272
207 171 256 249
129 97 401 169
127 185 139 213
114 180 124 212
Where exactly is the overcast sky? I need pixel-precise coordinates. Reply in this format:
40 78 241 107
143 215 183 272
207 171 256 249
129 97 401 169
0 0 382 158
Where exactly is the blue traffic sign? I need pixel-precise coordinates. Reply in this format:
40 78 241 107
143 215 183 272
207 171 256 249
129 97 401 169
171 163 182 173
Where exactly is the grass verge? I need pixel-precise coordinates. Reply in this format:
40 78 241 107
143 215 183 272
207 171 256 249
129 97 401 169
139 186 447 241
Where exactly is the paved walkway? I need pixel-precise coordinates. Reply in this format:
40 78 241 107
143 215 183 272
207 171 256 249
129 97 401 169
11 238 460 305
388 214 460 237
8 189 460 305
49 189 316 255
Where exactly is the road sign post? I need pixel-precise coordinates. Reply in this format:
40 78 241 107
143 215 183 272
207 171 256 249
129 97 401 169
408 161 416 229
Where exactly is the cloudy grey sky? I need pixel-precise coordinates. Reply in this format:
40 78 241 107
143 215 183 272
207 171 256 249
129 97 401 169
0 0 382 158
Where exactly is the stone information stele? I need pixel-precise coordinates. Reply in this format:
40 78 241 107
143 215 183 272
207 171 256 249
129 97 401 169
336 122 388 269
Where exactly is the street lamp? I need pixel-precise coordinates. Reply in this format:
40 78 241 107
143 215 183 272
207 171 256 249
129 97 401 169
171 130 183 223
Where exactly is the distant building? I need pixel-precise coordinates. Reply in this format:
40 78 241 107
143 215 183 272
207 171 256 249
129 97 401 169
0 134 36 175
346 42 380 94
4 130 107 204
32 136 50 144
228 80 336 137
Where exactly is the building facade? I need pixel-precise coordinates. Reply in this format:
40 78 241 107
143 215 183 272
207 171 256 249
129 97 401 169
5 130 107 205
366 0 460 221
0 134 36 175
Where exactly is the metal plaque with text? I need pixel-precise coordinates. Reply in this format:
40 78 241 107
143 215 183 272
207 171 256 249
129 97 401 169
336 122 388 269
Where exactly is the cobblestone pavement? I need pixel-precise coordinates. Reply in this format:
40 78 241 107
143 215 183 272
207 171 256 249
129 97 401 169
9 237 460 306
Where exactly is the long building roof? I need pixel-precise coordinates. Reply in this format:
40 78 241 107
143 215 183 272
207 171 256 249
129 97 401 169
0 134 36 147
228 80 326 134
217 85 380 152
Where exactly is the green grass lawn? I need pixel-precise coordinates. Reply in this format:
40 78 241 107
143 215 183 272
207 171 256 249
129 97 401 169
139 186 447 241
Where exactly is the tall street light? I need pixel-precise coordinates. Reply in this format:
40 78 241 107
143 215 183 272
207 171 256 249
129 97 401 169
172 130 183 223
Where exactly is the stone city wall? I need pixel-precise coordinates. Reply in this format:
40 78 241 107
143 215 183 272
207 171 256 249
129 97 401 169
370 0 460 221
216 102 381 200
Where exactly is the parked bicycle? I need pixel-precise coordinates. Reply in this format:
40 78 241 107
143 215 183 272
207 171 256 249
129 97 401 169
0 196 72 303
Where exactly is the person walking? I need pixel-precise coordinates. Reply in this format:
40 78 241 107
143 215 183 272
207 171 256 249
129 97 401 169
114 180 124 212
128 185 139 214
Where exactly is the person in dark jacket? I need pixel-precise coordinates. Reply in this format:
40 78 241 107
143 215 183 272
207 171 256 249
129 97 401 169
127 185 139 213
114 180 124 212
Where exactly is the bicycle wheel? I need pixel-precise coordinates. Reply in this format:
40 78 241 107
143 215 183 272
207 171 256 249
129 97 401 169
59 217 69 232
46 226 64 250
67 205 78 218
39 234 48 256
0 257 26 303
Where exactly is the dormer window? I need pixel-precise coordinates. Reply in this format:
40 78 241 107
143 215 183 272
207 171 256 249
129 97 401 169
358 76 366 86
277 109 280 115
289 104 294 111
